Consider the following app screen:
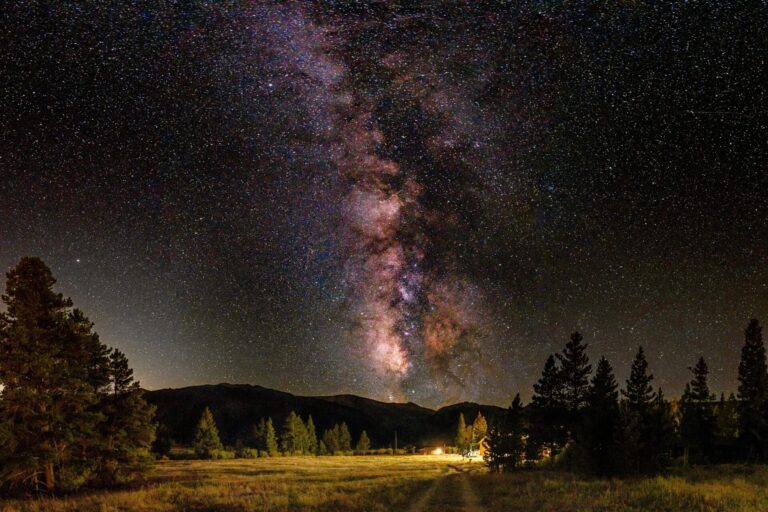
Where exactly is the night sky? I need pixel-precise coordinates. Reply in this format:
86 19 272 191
2 1 767 407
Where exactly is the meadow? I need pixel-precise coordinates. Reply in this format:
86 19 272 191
2 456 768 512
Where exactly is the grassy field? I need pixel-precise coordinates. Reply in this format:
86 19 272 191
469 465 768 512
2 457 768 511
0 455 461 512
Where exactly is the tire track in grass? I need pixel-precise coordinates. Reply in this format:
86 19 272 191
459 473 484 512
407 461 484 512
406 477 443 512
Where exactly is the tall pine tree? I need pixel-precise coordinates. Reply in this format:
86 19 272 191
281 411 307 455
679 357 716 464
471 412 488 447
737 319 768 461
0 258 89 492
95 349 156 485
484 394 526 472
265 418 278 456
0 258 154 492
339 422 352 452
529 354 566 458
455 413 469 455
620 346 657 473
356 430 371 451
557 332 592 414
580 356 621 475
193 407 223 459
648 389 676 471
622 346 656 411
306 415 318 455
618 347 674 473
253 418 267 451
323 425 340 453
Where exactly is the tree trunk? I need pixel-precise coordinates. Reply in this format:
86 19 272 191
44 462 55 493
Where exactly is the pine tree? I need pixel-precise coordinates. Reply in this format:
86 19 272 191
737 319 768 461
557 332 592 414
281 411 307 454
622 346 655 411
0 258 158 491
580 356 621 475
253 418 267 451
647 389 676 471
690 357 714 402
618 400 642 474
472 412 488 446
0 258 81 492
455 413 469 455
680 357 716 464
152 423 173 457
339 422 352 452
306 415 318 455
323 426 340 453
265 418 278 456
95 349 156 485
356 430 371 451
529 354 566 458
193 407 223 459
620 346 658 473
484 394 525 472
59 308 113 489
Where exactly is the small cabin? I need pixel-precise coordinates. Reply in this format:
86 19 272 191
478 436 488 457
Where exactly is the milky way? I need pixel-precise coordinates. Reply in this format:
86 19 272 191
258 4 489 402
1 1 767 407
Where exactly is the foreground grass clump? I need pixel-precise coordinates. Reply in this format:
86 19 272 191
470 464 768 512
0 456 454 512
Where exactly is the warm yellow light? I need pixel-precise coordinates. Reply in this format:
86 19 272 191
431 448 443 455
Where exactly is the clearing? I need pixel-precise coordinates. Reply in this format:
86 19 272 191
3 457 768 511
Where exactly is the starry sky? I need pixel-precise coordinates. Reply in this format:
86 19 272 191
1 1 767 407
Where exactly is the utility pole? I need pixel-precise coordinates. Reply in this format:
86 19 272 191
394 430 397 453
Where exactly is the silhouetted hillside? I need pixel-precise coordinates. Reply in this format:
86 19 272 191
145 384 505 448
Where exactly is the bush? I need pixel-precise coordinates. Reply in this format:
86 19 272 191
168 447 197 460
210 449 236 460
237 448 260 459
58 462 95 492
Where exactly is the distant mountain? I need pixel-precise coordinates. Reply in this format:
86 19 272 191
145 384 506 448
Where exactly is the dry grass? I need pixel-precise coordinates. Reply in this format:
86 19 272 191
469 465 768 512
3 458 767 511
0 455 460 512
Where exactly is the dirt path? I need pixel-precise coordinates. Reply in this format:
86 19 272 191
406 465 484 512
406 477 443 512
459 473 484 512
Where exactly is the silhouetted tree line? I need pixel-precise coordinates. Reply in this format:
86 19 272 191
185 407 373 459
0 258 155 494
483 321 768 474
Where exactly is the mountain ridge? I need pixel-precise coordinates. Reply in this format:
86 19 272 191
145 383 505 448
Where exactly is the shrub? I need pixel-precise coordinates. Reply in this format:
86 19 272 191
210 449 236 460
237 448 260 459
